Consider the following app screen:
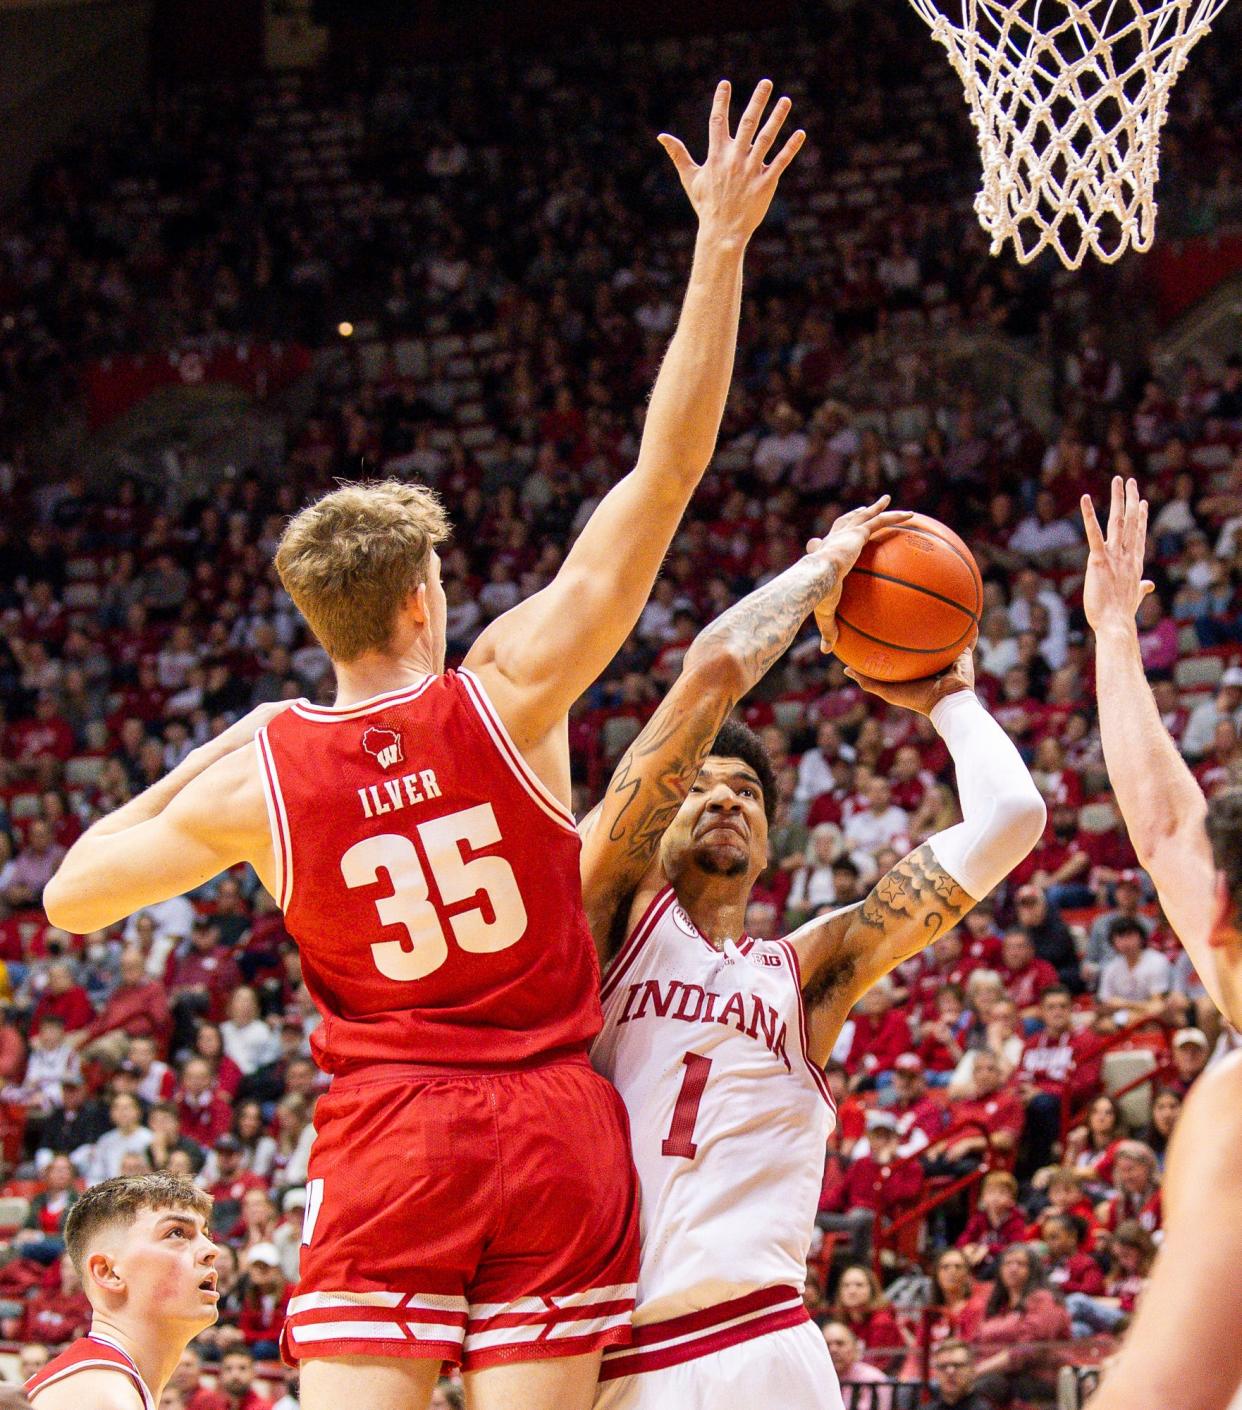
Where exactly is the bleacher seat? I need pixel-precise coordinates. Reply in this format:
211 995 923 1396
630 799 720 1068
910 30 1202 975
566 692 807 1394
1102 1048 1158 1129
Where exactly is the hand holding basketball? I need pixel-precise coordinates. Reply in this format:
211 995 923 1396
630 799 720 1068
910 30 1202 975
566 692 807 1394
1082 476 1155 631
657 79 806 245
844 649 976 717
807 496 913 653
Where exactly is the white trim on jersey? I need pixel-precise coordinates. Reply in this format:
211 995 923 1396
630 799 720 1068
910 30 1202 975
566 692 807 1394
456 668 579 834
254 728 293 913
287 1290 468 1316
773 939 836 1110
599 886 676 1004
290 676 436 722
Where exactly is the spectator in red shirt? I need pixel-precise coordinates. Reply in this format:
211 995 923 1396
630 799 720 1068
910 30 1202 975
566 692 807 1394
70 945 171 1063
998 930 1060 1017
829 1264 903 1351
7 694 76 774
1040 1211 1104 1295
909 932 978 1021
820 1110 921 1263
889 1053 947 1156
177 1055 234 1148
1017 985 1102 1173
971 1244 1072 1405
19 1257 91 1345
919 1249 989 1362
957 1170 1027 1275
960 903 1003 967
846 979 911 1088
217 1345 273 1410
30 961 95 1034
941 1049 1024 1165
1096 1140 1163 1236
167 916 244 1048
237 1243 289 1360
205 1134 269 1237
1065 1219 1155 1339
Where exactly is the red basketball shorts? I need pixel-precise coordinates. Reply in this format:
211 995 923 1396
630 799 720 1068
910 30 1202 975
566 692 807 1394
281 1053 640 1371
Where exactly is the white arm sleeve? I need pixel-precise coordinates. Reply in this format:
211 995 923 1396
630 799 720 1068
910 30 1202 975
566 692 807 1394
924 690 1047 902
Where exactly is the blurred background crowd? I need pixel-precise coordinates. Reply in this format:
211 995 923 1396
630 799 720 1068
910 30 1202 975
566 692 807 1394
1 0 1242 1404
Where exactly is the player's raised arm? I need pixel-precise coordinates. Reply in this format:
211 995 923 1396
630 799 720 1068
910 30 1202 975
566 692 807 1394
580 499 910 957
788 655 1046 1063
464 79 805 751
1081 476 1230 1011
42 705 281 935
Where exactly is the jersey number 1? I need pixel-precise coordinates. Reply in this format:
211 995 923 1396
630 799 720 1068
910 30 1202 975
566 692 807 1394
340 802 528 981
662 1052 713 1160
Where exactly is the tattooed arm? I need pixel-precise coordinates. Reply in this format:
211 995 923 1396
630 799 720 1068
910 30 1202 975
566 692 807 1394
580 497 910 961
789 654 1046 1064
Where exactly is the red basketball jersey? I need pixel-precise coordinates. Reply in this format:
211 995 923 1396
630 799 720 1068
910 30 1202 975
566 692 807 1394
27 1332 154 1408
256 668 601 1073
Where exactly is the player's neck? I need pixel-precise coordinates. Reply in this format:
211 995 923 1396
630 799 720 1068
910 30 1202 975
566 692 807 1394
333 647 437 707
676 875 749 947
88 1311 184 1402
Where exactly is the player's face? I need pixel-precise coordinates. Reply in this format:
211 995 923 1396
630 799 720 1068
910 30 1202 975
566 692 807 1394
662 756 769 885
109 1207 220 1331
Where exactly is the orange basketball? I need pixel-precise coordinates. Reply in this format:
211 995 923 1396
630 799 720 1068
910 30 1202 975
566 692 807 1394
833 513 982 682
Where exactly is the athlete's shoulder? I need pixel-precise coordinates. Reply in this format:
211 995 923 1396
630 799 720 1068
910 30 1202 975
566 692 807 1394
28 1338 146 1409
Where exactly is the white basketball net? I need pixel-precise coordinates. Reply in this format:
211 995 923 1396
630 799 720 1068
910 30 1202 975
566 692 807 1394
907 0 1231 267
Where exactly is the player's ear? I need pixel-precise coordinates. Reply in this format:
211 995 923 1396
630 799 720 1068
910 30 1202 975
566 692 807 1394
85 1250 124 1294
406 583 429 626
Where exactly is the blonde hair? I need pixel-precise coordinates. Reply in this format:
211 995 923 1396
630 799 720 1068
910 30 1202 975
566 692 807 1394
274 480 450 663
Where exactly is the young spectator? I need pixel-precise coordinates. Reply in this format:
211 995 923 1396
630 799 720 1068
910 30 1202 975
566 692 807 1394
1016 985 1102 1171
202 1134 269 1237
887 1054 947 1157
1065 1219 1155 1338
192 1022 245 1100
971 1245 1071 1406
828 1264 902 1352
1040 1211 1105 1295
83 1091 154 1186
147 1101 206 1176
176 1056 234 1148
956 1170 1027 1276
230 1099 278 1181
1096 919 1172 1020
920 1249 988 1356
17 1015 81 1112
821 1110 922 1261
220 987 280 1076
127 1032 177 1104
1138 1086 1182 1168
1063 1094 1126 1185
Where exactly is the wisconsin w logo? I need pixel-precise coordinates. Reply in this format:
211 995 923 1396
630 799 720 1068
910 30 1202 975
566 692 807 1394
361 726 404 771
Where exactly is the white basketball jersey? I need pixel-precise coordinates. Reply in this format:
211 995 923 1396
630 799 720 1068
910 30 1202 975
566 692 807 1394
592 886 836 1322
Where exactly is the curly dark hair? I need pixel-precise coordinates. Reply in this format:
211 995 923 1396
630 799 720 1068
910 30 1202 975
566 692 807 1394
709 719 777 824
1206 788 1242 922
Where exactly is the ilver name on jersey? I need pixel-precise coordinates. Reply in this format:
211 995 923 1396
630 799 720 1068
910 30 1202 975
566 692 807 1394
357 768 442 818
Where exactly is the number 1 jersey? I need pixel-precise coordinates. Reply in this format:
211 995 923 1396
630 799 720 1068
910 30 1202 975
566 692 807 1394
256 669 601 1073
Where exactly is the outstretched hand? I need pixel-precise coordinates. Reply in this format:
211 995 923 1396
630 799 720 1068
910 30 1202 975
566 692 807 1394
805 496 912 652
844 649 976 717
1081 476 1154 630
658 79 806 246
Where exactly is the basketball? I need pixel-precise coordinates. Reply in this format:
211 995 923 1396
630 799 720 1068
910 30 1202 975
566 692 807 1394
833 513 983 683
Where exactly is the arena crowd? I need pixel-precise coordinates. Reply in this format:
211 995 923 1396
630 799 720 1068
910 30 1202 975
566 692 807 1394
1 11 1242 1409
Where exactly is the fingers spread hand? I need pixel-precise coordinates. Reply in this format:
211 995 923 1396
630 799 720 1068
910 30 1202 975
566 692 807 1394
657 133 696 182
735 78 774 143
708 79 731 153
751 94 791 162
767 127 806 177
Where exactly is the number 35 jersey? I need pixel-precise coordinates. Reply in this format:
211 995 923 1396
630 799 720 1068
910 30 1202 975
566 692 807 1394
591 889 836 1322
257 668 601 1074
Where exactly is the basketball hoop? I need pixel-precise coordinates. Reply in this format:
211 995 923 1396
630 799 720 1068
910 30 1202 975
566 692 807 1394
907 0 1231 268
